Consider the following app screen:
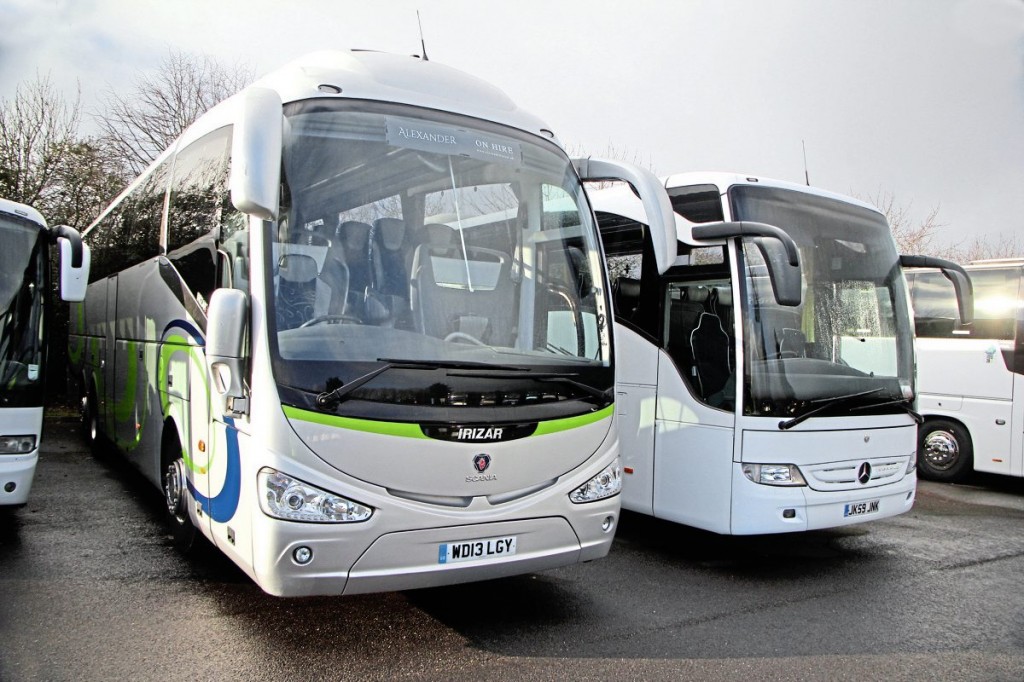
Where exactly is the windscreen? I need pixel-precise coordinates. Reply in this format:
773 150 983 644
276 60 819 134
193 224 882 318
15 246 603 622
731 186 914 419
266 101 612 422
0 213 47 408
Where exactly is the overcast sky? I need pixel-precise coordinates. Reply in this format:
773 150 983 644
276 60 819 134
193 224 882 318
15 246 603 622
2 0 1022 250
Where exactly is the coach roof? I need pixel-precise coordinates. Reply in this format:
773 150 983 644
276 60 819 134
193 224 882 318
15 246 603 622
250 50 557 145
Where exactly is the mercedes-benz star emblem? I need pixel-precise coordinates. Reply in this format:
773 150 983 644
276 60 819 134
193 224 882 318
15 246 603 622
857 462 872 485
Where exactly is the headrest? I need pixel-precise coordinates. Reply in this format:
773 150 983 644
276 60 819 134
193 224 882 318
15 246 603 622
615 277 641 299
687 286 711 303
278 253 318 283
715 286 732 307
424 223 454 248
338 221 372 247
374 218 406 251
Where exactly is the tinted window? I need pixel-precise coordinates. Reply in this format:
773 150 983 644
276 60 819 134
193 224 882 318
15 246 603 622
166 126 233 308
668 184 724 223
85 160 170 281
911 268 1020 340
84 206 123 281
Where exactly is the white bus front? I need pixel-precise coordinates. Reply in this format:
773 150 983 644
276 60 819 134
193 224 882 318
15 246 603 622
0 199 88 506
597 175 920 534
722 180 918 533
205 99 626 595
0 203 48 506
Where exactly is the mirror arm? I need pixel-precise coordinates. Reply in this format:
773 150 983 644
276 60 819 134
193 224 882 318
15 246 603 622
50 224 83 268
573 157 677 274
692 221 800 267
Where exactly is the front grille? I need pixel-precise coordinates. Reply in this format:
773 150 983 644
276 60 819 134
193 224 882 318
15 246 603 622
803 457 907 492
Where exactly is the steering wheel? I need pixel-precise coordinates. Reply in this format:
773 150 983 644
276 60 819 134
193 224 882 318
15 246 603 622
444 331 485 345
299 314 362 328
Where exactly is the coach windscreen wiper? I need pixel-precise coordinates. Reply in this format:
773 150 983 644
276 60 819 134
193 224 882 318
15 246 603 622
315 358 532 408
778 387 885 431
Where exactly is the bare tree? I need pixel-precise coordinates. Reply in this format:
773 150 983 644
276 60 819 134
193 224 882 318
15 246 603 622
96 50 254 176
48 139 129 229
0 74 81 208
956 233 1024 263
864 190 946 256
864 190 1024 263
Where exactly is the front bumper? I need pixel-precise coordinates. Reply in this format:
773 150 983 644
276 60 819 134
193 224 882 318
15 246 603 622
0 452 39 506
729 464 916 534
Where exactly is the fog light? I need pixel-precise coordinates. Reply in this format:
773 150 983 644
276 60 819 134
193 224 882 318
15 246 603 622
293 546 313 565
4 482 15 493
601 515 615 532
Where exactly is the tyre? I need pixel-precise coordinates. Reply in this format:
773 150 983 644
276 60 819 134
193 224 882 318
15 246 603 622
162 432 198 552
81 386 104 457
917 419 973 483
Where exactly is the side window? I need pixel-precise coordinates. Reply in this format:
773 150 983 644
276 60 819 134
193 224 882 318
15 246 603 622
119 162 170 265
912 268 1019 340
84 161 170 281
664 278 735 411
910 271 958 337
540 185 600 358
84 207 123 282
166 126 234 310
965 269 1019 340
667 184 724 223
595 212 645 322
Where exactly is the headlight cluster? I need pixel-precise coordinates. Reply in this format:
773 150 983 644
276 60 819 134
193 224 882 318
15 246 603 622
258 468 373 523
742 463 807 486
569 458 622 503
0 435 36 455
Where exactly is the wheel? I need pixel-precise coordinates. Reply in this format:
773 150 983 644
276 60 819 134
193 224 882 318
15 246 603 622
917 419 973 482
81 386 104 457
162 435 198 552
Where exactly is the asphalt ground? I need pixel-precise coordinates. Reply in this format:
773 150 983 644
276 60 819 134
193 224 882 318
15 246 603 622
1 415 1022 681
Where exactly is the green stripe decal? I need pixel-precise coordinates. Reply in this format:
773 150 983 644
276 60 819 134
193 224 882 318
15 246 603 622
282 406 429 439
282 403 614 439
532 404 614 436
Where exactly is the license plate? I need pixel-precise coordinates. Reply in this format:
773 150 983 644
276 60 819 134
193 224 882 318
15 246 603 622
844 499 880 517
438 535 517 564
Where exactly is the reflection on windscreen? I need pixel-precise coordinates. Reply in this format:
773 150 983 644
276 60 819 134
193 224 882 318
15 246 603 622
732 186 913 417
0 218 46 402
270 103 609 378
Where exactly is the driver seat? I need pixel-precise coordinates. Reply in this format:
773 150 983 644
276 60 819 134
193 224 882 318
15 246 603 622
274 253 333 329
